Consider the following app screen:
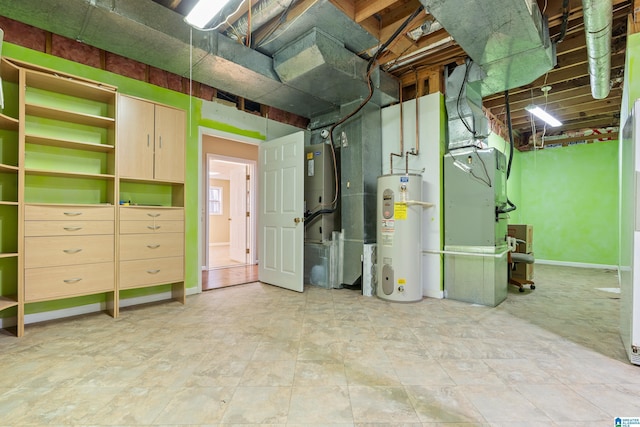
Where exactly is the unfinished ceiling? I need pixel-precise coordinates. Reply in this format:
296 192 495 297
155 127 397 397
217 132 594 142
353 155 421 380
152 0 632 148
0 0 632 149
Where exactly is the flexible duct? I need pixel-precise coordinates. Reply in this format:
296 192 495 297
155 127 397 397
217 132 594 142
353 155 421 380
582 0 613 99
225 0 295 42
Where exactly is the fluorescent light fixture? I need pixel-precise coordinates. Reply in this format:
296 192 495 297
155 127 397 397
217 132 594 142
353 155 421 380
185 0 229 29
525 104 562 127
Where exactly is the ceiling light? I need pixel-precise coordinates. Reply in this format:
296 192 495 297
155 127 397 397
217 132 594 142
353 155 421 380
185 0 230 29
525 105 562 127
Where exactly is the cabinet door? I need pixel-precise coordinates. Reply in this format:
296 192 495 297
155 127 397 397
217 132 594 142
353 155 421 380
118 96 155 180
154 105 185 183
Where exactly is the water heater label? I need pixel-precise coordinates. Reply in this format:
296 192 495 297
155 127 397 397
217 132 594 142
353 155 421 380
381 219 395 232
394 203 407 220
400 176 409 183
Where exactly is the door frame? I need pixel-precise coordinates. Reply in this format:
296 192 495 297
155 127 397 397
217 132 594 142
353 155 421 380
197 126 261 293
205 153 256 269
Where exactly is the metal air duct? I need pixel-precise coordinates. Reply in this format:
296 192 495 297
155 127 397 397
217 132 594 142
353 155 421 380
0 0 399 118
582 0 613 99
419 0 555 96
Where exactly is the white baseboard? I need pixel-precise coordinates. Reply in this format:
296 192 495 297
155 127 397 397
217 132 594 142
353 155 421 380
423 290 444 299
1 287 200 329
536 259 618 270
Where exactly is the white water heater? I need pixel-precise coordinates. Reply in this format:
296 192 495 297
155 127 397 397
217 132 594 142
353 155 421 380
376 174 423 302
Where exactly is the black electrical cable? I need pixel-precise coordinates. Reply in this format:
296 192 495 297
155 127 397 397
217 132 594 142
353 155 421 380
554 0 570 44
456 58 476 137
500 89 517 214
304 5 426 224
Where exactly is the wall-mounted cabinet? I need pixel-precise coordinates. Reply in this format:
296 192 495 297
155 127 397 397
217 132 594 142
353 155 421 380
118 95 184 183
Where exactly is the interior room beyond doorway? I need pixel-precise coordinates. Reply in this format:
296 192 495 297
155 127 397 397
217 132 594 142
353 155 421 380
202 135 258 289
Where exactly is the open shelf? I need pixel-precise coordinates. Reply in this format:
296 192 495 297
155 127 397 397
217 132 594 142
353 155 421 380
0 113 19 131
24 69 116 103
0 295 18 311
0 163 18 172
26 103 115 129
0 59 20 84
25 134 114 152
25 168 115 180
0 253 18 258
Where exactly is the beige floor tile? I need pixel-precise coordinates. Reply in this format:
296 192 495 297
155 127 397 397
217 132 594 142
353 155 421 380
404 385 487 423
240 360 296 386
349 385 420 423
152 386 234 424
287 385 353 423
220 386 291 424
344 359 402 386
294 360 348 386
1 264 636 425
461 384 552 423
515 384 612 422
438 359 504 385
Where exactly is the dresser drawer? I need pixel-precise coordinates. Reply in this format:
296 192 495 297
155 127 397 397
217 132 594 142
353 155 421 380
25 204 115 221
25 262 114 302
119 220 183 234
119 256 184 289
25 220 114 237
119 207 183 221
25 235 114 268
119 233 183 260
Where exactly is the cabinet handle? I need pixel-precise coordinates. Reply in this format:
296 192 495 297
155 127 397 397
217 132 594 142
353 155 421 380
146 269 161 274
147 213 161 218
63 212 82 216
147 225 161 230
147 134 150 147
63 248 83 254
159 136 162 148
147 244 160 249
63 278 82 284
64 226 83 232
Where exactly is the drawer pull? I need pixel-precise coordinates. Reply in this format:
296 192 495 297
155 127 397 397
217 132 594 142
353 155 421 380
147 213 161 218
64 226 83 232
63 278 82 284
63 212 82 217
63 248 83 254
147 244 160 249
147 269 161 274
147 225 161 230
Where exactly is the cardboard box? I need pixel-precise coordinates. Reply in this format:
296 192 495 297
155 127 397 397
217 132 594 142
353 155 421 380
508 224 533 253
512 256 534 280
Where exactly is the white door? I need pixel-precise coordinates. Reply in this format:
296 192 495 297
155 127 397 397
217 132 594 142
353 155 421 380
258 131 306 292
229 165 247 263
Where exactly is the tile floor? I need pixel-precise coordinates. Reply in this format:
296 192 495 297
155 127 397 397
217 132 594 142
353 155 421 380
1 264 639 425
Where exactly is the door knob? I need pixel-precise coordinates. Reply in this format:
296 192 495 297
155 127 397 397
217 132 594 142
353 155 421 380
294 217 304 224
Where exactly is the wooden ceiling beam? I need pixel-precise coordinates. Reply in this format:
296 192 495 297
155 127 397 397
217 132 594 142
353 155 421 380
354 0 397 23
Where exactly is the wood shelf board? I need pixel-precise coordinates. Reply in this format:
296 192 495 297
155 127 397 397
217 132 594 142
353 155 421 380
0 296 19 311
25 168 116 180
0 201 18 206
0 163 19 172
0 113 19 131
0 252 18 258
26 103 115 128
0 58 20 83
25 134 115 152
23 68 116 103
119 177 184 185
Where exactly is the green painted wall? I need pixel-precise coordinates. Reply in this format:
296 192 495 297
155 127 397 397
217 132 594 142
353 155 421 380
516 142 618 265
2 43 272 315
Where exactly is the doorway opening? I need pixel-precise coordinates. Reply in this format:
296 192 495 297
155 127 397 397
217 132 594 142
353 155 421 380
201 134 259 290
